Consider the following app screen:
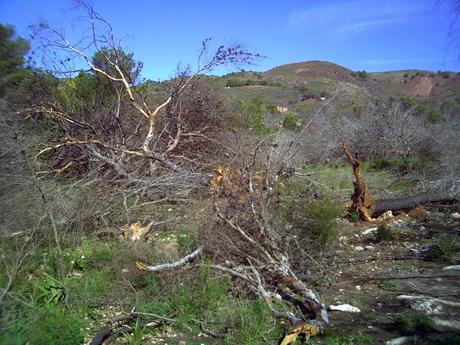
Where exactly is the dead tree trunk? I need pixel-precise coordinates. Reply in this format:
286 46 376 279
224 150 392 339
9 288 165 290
373 191 458 217
341 141 459 220
341 140 375 221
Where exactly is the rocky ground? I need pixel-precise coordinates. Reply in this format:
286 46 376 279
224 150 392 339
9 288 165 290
309 207 460 344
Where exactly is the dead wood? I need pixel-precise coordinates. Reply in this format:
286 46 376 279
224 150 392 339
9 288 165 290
373 191 459 217
341 140 375 221
90 312 174 345
341 140 459 219
136 246 204 272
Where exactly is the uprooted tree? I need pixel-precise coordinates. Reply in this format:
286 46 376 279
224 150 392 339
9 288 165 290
341 140 459 220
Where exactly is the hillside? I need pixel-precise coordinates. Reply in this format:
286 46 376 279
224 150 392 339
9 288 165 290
2 30 459 344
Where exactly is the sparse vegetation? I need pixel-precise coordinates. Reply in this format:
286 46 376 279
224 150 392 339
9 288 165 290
1 3 460 344
376 224 394 242
428 234 459 262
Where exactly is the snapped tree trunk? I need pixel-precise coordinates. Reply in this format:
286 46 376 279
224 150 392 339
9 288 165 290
341 141 459 220
341 141 375 221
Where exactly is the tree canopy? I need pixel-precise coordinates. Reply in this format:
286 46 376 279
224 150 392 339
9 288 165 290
0 23 29 96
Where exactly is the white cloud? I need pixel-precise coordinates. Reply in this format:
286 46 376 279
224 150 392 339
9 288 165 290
288 0 426 36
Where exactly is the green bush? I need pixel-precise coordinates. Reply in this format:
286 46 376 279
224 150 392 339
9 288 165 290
427 107 443 123
282 112 301 130
376 224 394 242
400 96 416 110
351 70 369 79
414 104 428 114
241 98 276 136
305 197 344 250
428 234 458 262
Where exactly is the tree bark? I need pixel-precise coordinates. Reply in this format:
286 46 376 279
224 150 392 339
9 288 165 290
373 191 458 217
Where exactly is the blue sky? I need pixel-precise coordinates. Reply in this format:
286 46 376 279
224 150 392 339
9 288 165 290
1 0 459 80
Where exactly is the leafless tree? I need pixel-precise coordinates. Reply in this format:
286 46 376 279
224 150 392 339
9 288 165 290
27 2 260 207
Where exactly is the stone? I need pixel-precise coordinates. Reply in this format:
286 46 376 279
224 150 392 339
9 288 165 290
362 227 378 235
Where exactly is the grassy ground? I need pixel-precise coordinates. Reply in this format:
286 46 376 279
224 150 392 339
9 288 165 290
1 159 457 344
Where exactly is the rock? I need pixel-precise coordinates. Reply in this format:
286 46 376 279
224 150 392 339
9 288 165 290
362 227 378 235
381 210 393 219
419 226 426 231
353 246 365 251
397 294 460 332
329 304 361 313
442 265 460 271
386 336 418 345
365 245 375 250
451 212 460 219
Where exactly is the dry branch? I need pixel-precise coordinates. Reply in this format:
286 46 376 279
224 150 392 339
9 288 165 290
136 246 204 272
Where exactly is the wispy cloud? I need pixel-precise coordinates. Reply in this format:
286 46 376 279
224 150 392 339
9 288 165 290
335 17 406 34
288 0 426 36
364 58 438 65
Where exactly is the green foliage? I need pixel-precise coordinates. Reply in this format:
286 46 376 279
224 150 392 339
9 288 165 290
57 72 101 114
0 24 30 96
92 47 143 85
414 103 428 114
351 70 369 79
176 224 197 252
394 312 435 335
304 197 344 250
376 224 394 242
363 157 424 175
282 112 301 130
122 320 145 345
400 96 416 110
378 281 396 290
426 107 443 123
31 274 66 307
241 98 276 136
349 211 359 223
428 234 458 262
27 307 85 345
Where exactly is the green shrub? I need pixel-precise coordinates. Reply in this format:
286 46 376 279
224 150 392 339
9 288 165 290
305 197 344 250
415 104 428 114
376 224 394 242
427 107 443 123
351 70 369 79
282 112 301 130
394 313 435 335
349 211 359 223
395 314 414 334
400 96 416 110
428 234 458 262
241 98 276 136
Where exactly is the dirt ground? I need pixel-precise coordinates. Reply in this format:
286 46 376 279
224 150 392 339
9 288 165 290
308 206 460 344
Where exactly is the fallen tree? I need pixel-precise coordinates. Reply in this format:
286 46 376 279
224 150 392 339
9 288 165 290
373 191 459 217
341 140 459 220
